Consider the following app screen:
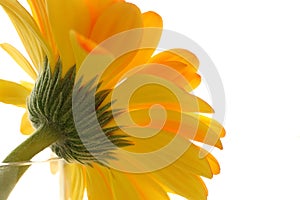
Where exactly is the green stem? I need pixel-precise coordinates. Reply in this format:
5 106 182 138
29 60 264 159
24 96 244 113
0 124 61 200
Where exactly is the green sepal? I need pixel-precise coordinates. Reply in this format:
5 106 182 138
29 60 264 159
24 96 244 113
27 59 132 166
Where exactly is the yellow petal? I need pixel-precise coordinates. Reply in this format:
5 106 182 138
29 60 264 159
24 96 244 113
0 80 30 107
109 74 213 113
177 144 219 177
113 109 223 149
85 164 114 200
110 130 213 199
87 2 143 89
70 30 115 68
153 168 208 200
127 131 216 178
20 81 34 91
20 111 35 135
0 0 50 70
46 0 91 73
0 43 37 80
151 142 214 199
174 66 201 90
69 31 93 69
149 49 201 90
84 0 124 26
100 11 163 89
63 163 85 200
196 114 226 138
107 169 170 200
110 129 214 177
70 31 119 85
85 161 168 200
150 48 199 71
126 11 163 68
206 152 221 175
125 173 169 200
108 169 148 199
133 62 201 91
142 11 163 28
28 0 58 61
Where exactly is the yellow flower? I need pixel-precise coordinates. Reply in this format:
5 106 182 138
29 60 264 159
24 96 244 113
0 0 225 199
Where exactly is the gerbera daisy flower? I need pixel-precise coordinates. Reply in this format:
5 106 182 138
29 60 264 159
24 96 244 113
0 0 225 199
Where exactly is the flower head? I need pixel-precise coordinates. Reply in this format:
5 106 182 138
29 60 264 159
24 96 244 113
0 0 225 199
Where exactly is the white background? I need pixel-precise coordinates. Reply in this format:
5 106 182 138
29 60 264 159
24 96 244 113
1 0 300 199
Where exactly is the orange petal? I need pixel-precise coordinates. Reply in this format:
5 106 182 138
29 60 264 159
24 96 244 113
90 2 143 44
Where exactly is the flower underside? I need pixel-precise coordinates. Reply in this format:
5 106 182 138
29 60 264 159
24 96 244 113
28 59 131 165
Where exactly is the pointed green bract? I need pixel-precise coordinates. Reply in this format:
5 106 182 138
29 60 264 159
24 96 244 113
28 60 131 165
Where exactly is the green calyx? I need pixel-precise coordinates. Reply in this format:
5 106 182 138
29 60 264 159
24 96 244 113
28 59 131 166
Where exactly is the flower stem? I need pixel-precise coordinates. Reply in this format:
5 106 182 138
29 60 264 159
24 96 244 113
0 124 61 200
